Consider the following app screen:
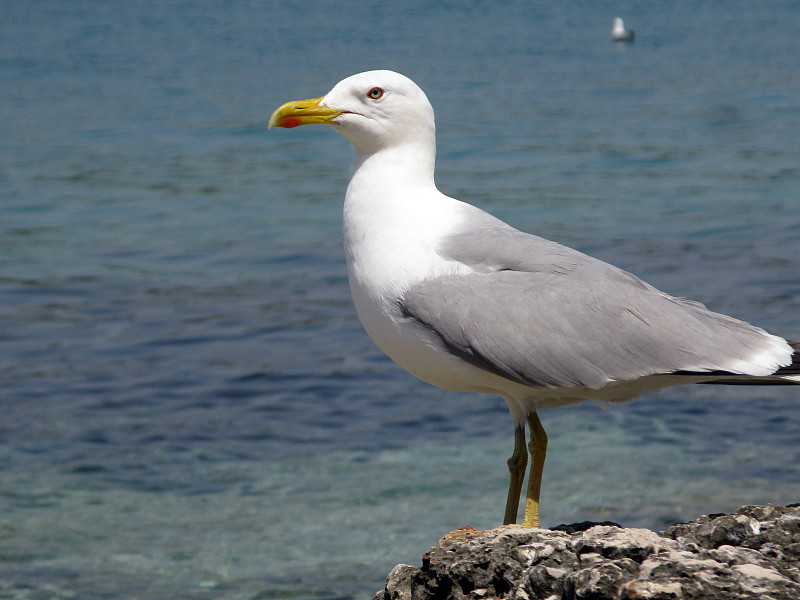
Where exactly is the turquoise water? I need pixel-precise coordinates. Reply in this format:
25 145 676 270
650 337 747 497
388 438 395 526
2 1 800 598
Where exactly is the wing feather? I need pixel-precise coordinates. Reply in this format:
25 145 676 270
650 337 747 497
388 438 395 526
398 218 790 390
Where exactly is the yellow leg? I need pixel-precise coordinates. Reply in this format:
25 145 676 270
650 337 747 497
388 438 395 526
522 412 548 528
503 425 528 525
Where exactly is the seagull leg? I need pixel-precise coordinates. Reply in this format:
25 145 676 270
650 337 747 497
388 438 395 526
522 411 548 528
503 424 528 525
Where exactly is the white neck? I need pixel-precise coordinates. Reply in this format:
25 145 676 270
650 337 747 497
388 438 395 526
342 143 465 300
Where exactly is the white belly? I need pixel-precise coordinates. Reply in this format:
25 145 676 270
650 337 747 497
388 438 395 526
346 272 485 392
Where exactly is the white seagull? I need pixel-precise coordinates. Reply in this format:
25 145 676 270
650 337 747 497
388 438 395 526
269 70 799 528
612 17 635 42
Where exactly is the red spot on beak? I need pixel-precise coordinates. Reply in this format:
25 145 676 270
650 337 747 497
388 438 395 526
281 116 302 129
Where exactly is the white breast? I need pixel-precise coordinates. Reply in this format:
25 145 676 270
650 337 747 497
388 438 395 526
341 156 493 391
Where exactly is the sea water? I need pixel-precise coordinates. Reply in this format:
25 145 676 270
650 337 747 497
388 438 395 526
1 1 800 598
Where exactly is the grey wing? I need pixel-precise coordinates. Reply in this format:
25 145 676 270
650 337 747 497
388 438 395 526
400 220 787 390
439 210 587 275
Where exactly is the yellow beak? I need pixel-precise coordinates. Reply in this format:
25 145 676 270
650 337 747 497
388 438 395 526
268 96 344 129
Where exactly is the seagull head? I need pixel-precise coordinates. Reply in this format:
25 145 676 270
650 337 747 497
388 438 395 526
269 70 436 156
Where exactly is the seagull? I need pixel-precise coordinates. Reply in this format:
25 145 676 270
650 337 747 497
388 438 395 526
268 70 799 528
612 17 635 42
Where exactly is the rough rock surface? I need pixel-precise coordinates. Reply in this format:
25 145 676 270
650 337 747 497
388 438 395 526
373 504 800 600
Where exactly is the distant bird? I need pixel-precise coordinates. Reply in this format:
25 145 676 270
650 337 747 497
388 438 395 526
613 17 635 42
269 70 799 528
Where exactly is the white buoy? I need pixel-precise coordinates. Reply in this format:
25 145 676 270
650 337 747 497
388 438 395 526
612 17 634 42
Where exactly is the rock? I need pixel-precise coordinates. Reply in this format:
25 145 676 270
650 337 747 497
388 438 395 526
372 504 800 600
381 564 417 600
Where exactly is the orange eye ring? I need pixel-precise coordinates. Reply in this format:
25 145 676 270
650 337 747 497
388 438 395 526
367 87 384 100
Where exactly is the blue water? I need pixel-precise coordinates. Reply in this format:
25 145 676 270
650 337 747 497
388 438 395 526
2 1 800 598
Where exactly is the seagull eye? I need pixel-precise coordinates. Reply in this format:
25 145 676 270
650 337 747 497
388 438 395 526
367 87 384 100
